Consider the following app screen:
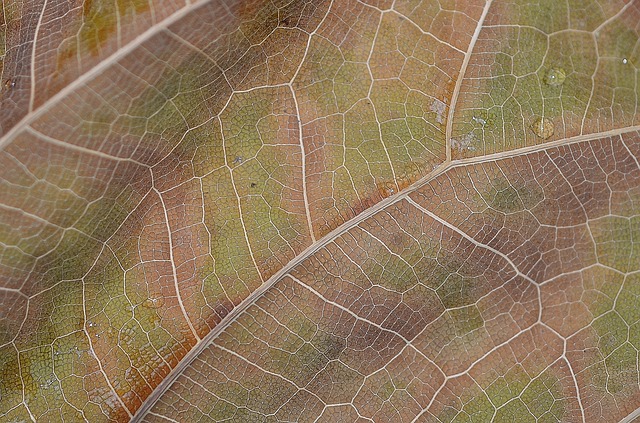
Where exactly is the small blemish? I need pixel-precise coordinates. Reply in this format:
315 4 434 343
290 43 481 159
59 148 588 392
622 58 628 65
142 297 164 309
233 156 243 165
451 132 476 152
530 117 554 140
430 98 447 124
39 375 56 389
280 16 292 27
472 116 486 126
3 78 15 91
544 67 566 86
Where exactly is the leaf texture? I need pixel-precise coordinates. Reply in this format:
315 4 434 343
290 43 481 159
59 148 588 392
0 0 639 422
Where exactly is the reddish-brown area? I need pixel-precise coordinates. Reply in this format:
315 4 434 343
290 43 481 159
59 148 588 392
1 0 639 422
148 133 640 421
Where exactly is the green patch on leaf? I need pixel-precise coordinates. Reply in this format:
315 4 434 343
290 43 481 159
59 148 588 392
265 326 347 389
592 311 628 357
590 216 640 273
20 344 85 421
80 0 150 55
293 36 344 118
450 305 484 336
359 232 420 292
617 273 640 327
485 364 530 408
602 342 638 395
344 99 395 190
201 167 263 298
494 398 535 423
520 369 566 421
483 178 543 214
509 0 569 34
436 271 480 309
334 61 371 112
0 345 22 415
582 265 624 321
443 390 495 423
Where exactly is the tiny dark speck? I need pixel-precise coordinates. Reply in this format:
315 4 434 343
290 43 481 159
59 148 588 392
280 16 292 26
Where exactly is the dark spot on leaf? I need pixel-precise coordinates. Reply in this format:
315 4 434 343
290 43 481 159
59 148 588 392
280 16 292 27
491 186 522 212
485 178 542 214
436 274 478 308
317 332 346 361
213 302 231 321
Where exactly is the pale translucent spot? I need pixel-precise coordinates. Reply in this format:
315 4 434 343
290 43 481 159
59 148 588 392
622 58 628 64
39 375 56 389
451 133 476 151
54 347 82 357
101 389 124 412
544 68 566 86
531 117 554 139
142 297 165 309
430 98 446 124
472 116 486 126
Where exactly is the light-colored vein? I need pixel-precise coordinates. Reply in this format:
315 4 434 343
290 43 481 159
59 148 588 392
131 124 640 421
620 407 640 423
153 187 200 342
289 83 317 243
538 321 587 422
25 126 149 167
217 118 265 285
81 243 133 418
405 196 539 284
29 0 48 112
581 2 635 135
444 0 494 162
287 0 335 243
456 125 640 166
0 0 209 144
288 274 412 344
365 9 399 191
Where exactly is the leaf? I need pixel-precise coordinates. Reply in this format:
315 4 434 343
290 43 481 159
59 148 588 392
1 0 639 422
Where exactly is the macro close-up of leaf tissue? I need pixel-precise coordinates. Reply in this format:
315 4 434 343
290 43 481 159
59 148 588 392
1 0 640 422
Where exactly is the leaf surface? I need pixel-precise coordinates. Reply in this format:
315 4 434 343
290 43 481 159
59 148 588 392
1 0 639 422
